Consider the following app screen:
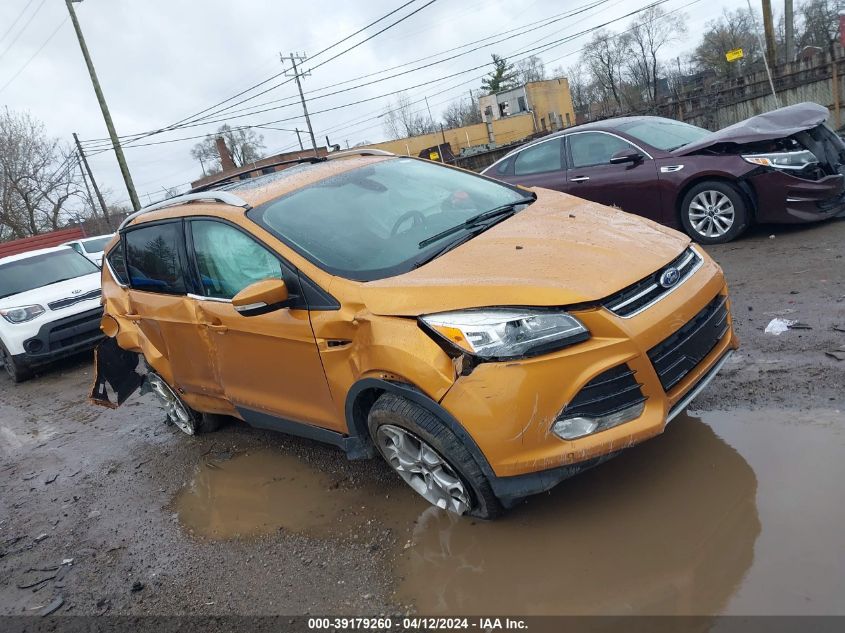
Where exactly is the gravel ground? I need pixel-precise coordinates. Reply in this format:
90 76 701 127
0 217 843 617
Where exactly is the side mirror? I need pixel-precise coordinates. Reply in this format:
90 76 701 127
609 148 644 165
232 279 289 317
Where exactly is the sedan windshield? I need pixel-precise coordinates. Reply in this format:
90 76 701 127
249 158 528 281
0 250 99 299
617 119 711 151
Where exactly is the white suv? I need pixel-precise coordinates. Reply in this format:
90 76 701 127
0 246 104 382
63 233 114 267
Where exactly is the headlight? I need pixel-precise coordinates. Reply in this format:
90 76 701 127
420 309 590 359
741 150 817 170
0 304 45 324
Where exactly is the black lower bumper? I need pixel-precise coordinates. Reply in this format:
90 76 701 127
16 307 104 368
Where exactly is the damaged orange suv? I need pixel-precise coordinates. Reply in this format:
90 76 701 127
93 150 737 519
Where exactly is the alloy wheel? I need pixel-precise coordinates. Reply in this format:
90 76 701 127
376 424 471 515
688 190 735 239
146 373 196 435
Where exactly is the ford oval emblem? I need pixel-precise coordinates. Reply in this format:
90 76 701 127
659 267 681 288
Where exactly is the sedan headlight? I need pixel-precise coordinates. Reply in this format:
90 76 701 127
0 304 45 324
420 309 590 360
741 150 817 170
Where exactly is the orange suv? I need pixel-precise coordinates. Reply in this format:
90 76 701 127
92 150 738 519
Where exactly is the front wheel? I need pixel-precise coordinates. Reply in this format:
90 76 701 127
368 393 503 519
680 181 750 244
0 342 32 383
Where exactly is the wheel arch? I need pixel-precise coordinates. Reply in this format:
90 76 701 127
675 174 757 224
344 377 497 482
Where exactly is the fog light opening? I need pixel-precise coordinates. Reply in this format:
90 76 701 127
552 401 646 440
24 339 44 354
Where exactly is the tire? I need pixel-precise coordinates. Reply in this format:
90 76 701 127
145 372 221 435
0 341 33 383
367 393 503 520
680 181 750 244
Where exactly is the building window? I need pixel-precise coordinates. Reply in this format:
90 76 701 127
517 96 526 112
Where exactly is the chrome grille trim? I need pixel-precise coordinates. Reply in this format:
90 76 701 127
48 289 102 311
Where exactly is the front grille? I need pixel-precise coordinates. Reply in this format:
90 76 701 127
563 364 646 419
648 294 729 392
48 289 102 311
603 247 702 317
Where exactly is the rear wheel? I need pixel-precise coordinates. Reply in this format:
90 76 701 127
367 393 503 519
0 342 32 383
680 181 749 244
146 372 222 435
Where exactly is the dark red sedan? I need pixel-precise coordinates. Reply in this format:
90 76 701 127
482 103 845 243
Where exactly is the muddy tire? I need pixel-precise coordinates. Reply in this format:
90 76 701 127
368 393 503 520
0 341 32 383
146 372 220 435
680 181 750 244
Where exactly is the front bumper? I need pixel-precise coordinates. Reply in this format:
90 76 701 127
13 306 104 368
751 170 845 223
439 251 738 484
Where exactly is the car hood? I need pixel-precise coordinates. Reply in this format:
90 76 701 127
0 272 101 311
360 188 689 317
675 102 829 155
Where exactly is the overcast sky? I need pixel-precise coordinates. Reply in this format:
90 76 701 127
1 0 740 209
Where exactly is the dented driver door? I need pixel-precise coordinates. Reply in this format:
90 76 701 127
186 219 339 431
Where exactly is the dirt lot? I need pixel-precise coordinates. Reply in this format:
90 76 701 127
1 218 844 618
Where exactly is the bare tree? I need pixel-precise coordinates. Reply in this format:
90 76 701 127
797 0 841 48
515 55 546 85
382 92 437 139
0 109 82 240
693 8 762 77
555 64 595 121
190 124 265 174
582 30 630 114
441 90 483 129
626 6 688 106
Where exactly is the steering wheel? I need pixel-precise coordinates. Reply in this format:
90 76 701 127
390 210 425 236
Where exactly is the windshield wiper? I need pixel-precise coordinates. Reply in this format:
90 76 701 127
418 194 536 249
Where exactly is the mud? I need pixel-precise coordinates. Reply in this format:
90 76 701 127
1 218 844 616
174 409 844 616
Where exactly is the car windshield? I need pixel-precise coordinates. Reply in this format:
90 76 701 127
0 250 99 299
82 236 112 253
617 119 711 151
249 158 527 281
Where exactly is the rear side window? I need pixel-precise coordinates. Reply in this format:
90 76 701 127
106 244 129 285
514 138 563 175
125 222 186 294
190 220 282 300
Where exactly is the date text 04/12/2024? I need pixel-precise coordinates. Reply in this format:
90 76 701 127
307 617 528 631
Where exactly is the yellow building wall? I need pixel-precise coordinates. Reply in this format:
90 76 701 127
363 112 536 157
525 78 575 130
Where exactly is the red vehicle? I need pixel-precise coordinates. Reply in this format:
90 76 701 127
482 103 845 244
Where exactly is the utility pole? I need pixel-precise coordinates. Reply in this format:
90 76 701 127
65 0 140 211
282 53 318 157
73 132 110 226
747 0 780 106
425 96 436 128
761 0 777 69
295 128 304 151
784 0 795 62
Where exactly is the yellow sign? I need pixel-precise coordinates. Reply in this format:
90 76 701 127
726 48 744 62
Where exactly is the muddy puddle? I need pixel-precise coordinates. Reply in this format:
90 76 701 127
175 408 844 615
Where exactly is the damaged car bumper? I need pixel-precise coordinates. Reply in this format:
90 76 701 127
751 170 845 223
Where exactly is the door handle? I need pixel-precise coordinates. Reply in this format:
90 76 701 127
570 176 590 182
123 313 142 322
206 324 228 333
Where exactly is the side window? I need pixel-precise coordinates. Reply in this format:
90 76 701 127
190 220 282 300
494 156 513 175
513 138 563 176
106 243 129 285
69 243 83 254
125 222 187 294
569 133 634 168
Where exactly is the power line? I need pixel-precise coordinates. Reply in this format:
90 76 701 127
0 0 37 46
94 0 429 150
0 0 47 64
0 16 67 94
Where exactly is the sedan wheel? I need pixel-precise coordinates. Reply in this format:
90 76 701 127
376 424 471 514
688 190 735 239
147 373 196 435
